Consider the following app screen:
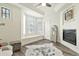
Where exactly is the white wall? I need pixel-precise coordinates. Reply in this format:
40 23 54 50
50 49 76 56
0 3 44 45
43 8 60 42
0 3 21 43
59 4 79 54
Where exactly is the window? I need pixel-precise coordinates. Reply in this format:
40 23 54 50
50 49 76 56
23 14 43 36
1 7 10 19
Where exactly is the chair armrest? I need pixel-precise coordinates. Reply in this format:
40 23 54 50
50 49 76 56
1 45 13 51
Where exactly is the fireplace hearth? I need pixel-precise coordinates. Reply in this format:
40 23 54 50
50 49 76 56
63 29 76 46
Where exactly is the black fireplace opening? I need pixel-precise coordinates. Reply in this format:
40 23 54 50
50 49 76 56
63 29 76 46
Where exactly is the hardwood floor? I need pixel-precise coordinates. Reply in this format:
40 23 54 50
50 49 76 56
13 39 79 56
53 42 79 56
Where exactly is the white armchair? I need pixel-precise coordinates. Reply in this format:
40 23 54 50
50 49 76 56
0 45 13 56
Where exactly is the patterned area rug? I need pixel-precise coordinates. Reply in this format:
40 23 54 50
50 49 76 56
25 43 63 56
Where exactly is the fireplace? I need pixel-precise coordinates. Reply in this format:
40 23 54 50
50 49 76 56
63 29 76 46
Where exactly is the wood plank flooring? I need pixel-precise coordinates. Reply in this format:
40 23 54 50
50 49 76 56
13 39 79 56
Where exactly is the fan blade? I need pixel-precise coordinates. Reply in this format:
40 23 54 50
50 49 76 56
46 3 51 7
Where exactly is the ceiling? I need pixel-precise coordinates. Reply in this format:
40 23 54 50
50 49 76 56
19 3 67 14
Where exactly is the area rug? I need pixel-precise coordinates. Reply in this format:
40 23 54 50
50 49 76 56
25 43 63 56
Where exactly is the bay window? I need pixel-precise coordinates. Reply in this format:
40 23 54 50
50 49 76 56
23 14 44 37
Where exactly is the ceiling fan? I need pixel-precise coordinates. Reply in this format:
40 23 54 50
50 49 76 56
35 3 52 7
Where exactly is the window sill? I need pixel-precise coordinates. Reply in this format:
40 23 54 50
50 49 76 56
22 34 44 39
